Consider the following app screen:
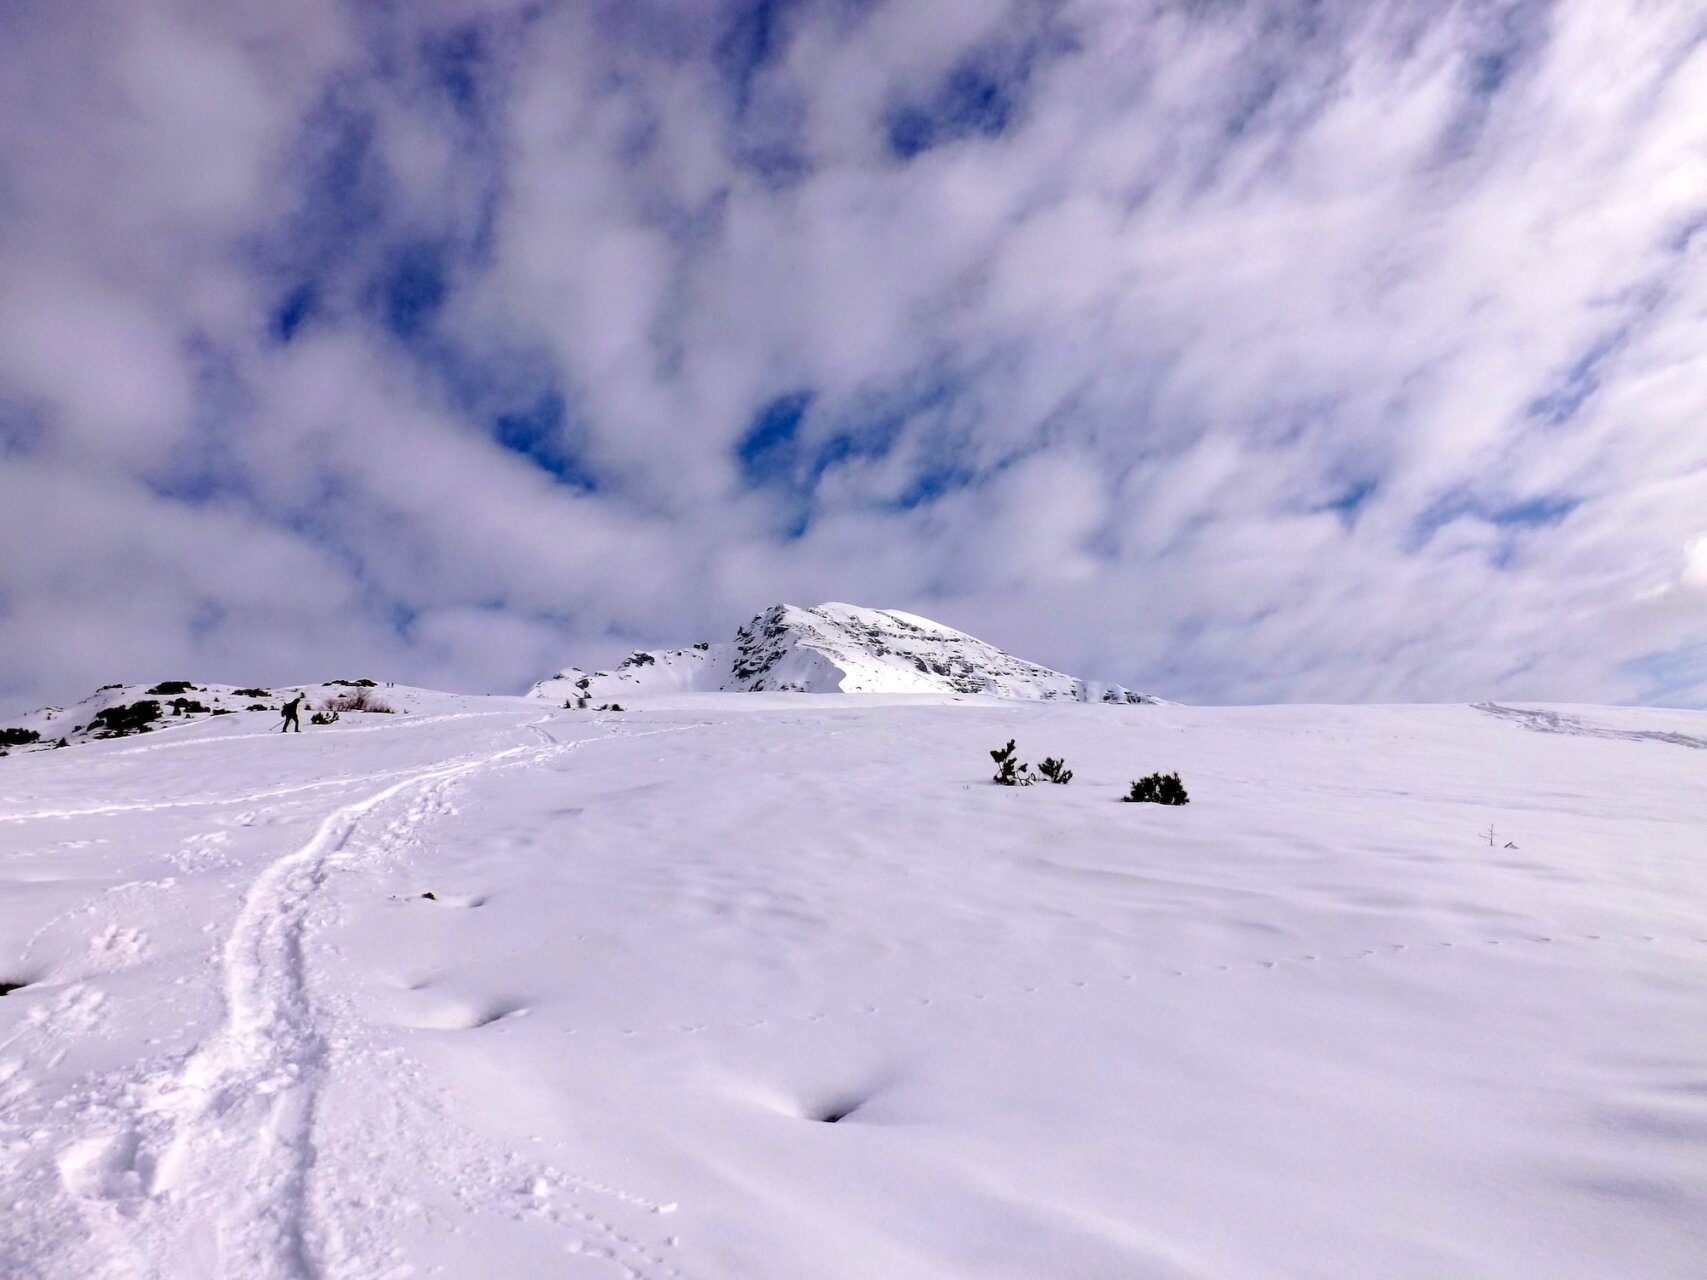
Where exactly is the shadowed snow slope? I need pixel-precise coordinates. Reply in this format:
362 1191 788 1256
1 692 1704 1278
530 602 1158 704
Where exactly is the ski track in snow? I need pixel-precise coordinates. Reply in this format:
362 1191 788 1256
0 765 437 825
10 717 694 1280
146 746 537 1278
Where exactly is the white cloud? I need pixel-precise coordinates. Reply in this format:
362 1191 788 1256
2 0 1705 714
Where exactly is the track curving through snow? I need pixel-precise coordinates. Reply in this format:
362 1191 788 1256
155 744 548 1276
35 720 585 1279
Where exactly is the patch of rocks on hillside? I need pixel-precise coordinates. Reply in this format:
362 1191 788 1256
0 678 390 755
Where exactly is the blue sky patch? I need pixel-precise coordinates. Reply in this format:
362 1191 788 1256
887 54 1021 160
1488 494 1580 527
424 23 485 115
1620 641 1707 708
718 0 795 117
493 391 597 491
1410 487 1582 554
1321 478 1378 525
378 242 450 341
270 282 318 344
0 399 46 458
892 463 976 511
737 389 813 487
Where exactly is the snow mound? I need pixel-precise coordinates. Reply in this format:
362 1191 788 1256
530 602 1158 705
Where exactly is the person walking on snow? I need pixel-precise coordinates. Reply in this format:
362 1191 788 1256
279 693 306 733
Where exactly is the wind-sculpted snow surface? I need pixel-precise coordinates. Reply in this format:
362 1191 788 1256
1475 701 1707 749
531 601 1158 704
2 692 1705 1278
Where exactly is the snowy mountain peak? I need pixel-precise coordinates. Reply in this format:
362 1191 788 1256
530 602 1158 705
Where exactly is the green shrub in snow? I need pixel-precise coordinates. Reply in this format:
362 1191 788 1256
1124 772 1188 805
990 739 1035 786
92 701 162 737
1037 757 1073 784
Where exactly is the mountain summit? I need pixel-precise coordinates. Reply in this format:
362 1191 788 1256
530 603 1157 705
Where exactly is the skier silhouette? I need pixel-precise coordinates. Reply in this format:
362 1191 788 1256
279 693 306 733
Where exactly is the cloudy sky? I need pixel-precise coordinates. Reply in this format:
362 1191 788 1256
2 0 1704 712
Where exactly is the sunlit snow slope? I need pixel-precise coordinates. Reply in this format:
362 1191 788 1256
529 602 1157 704
2 692 1704 1279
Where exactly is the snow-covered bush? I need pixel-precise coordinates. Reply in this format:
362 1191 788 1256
0 727 40 747
1124 772 1188 805
147 681 197 696
325 688 392 714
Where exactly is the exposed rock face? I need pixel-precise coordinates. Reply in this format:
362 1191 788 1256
530 602 1159 705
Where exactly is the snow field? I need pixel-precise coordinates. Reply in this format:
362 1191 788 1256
1 694 1704 1277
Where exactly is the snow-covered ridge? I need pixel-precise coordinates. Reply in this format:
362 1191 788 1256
529 602 1158 705
0 679 417 754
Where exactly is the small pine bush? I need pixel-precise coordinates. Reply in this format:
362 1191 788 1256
1037 757 1073 784
233 687 270 698
147 681 196 696
0 727 40 747
989 739 1035 786
1124 772 1189 805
